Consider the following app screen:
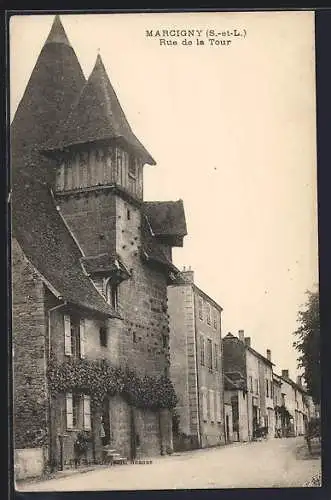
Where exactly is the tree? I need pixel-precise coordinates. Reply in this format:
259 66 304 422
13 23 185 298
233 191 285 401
293 289 320 404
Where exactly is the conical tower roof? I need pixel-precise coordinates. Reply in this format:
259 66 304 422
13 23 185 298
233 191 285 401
11 15 86 172
44 53 155 165
45 14 71 46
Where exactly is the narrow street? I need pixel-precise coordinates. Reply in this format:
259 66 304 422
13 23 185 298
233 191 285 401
17 437 321 491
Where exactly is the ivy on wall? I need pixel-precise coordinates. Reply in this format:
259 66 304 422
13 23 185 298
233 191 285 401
47 356 178 411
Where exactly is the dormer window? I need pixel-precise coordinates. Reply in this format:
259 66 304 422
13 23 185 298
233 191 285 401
106 280 119 310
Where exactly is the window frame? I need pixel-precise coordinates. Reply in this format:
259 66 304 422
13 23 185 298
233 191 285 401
207 338 213 371
200 335 205 366
198 297 203 320
99 326 108 348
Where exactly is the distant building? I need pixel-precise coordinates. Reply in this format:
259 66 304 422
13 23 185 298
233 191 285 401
168 268 225 450
222 332 275 441
279 370 309 436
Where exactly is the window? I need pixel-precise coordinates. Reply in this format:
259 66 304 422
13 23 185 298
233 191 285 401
209 390 215 422
198 297 203 320
99 326 107 348
72 393 81 428
162 334 168 349
127 209 131 220
206 303 211 325
216 392 221 423
106 281 119 310
214 344 219 371
200 335 205 366
202 389 208 421
133 331 137 343
66 393 91 431
128 155 136 177
249 376 253 393
64 315 85 358
207 339 213 371
255 379 259 395
266 379 269 398
213 311 217 330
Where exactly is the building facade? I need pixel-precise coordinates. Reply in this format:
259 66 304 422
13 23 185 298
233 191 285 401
12 16 187 472
223 331 275 441
168 268 225 450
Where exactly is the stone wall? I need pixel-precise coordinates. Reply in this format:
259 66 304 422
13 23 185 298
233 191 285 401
12 238 48 449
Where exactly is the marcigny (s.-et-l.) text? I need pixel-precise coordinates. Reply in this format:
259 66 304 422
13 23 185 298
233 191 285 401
145 28 247 47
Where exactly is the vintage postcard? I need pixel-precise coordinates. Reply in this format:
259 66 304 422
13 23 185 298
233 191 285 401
10 11 320 491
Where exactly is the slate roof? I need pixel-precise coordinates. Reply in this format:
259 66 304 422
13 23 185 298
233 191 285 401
141 215 180 275
43 54 155 166
224 373 246 391
81 253 130 279
11 16 86 172
11 16 117 318
143 200 187 237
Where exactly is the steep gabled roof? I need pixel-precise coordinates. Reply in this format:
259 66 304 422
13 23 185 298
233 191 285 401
11 16 117 317
12 171 117 317
43 54 155 165
11 16 86 172
143 200 187 237
141 215 180 276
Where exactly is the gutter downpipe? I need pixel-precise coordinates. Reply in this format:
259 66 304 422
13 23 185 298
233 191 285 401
47 301 67 470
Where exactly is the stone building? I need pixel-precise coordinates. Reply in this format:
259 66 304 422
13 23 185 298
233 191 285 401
167 268 225 450
12 15 187 472
222 331 275 441
279 370 309 437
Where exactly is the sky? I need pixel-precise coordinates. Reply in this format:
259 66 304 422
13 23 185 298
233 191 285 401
10 11 318 380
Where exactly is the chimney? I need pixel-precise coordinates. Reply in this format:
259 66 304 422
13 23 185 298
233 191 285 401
238 330 245 343
282 369 289 379
266 349 271 362
244 337 251 347
181 266 194 283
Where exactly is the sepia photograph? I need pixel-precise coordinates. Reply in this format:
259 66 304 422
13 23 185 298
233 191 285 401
10 11 320 491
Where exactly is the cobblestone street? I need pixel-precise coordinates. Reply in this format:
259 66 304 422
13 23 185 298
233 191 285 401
17 437 321 491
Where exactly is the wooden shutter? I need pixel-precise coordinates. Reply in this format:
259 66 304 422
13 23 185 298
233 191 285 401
216 392 221 422
202 389 208 421
80 319 86 359
64 315 72 356
66 393 73 429
83 395 91 430
209 390 215 422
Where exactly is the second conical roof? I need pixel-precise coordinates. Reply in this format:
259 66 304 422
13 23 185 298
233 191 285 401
44 54 155 165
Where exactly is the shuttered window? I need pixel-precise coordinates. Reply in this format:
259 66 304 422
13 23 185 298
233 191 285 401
214 344 219 371
83 395 91 431
80 319 86 359
206 303 211 325
202 389 208 421
207 339 213 371
64 315 72 356
66 393 73 429
198 297 203 320
200 335 205 366
209 390 215 422
216 392 221 422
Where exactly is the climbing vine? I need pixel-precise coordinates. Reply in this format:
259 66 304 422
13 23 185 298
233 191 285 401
47 356 178 411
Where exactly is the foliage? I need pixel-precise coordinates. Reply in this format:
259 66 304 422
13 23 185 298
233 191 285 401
74 430 91 455
293 289 320 404
47 356 178 411
14 396 48 448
